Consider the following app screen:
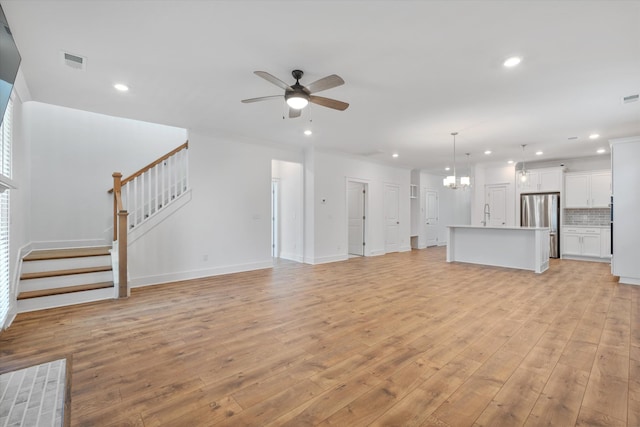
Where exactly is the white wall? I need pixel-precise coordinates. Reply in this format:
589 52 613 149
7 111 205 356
310 151 411 263
272 159 303 262
127 130 303 286
26 102 187 245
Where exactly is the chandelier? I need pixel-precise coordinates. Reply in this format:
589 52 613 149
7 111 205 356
443 132 471 189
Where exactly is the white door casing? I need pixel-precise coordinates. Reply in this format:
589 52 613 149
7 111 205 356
348 182 365 256
384 184 400 253
271 179 279 257
425 189 438 247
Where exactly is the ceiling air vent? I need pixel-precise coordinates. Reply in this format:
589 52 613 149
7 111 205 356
60 51 87 70
623 94 639 104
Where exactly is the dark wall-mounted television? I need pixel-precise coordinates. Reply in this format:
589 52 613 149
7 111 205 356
0 3 21 126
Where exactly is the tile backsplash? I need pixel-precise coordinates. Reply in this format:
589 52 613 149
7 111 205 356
564 208 610 226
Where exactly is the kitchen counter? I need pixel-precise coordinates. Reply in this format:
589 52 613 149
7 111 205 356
446 225 550 273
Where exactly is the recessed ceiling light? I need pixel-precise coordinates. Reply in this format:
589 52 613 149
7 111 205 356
597 148 606 154
445 167 450 171
114 83 129 92
304 130 312 136
507 160 514 164
589 134 600 139
484 150 492 155
392 153 399 158
503 56 522 67
535 151 543 155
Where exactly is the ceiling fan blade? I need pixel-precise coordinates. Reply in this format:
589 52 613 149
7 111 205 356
241 95 282 103
306 74 345 94
309 95 349 111
254 71 292 90
289 108 302 118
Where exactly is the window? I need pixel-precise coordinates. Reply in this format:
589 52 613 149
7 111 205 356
0 97 13 328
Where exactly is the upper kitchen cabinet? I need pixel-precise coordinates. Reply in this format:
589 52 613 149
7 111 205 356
518 167 563 193
564 171 611 208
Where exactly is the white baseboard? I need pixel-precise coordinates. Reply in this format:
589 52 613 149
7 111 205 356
303 254 349 265
129 260 273 288
400 245 412 252
618 276 640 286
561 255 610 264
279 252 304 263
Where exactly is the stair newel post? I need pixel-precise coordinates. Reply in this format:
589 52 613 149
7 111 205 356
112 172 122 242
117 210 129 298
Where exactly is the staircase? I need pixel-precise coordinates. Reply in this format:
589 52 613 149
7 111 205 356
15 141 190 313
17 246 115 312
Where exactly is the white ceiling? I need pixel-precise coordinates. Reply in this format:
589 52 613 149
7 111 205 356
3 0 640 172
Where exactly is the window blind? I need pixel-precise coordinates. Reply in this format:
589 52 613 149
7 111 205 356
0 98 13 327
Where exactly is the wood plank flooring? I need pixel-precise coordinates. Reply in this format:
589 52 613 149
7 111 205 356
1 247 637 426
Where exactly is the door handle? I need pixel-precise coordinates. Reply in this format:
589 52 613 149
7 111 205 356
396 221 400 224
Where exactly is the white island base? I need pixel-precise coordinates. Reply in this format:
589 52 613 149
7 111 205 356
446 226 550 274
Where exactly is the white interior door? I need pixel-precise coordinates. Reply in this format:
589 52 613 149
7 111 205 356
348 182 365 256
486 185 507 227
384 184 400 253
425 189 438 247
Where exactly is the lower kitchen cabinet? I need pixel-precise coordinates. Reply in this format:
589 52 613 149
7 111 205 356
562 227 602 258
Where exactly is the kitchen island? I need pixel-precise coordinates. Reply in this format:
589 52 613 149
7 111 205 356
446 225 550 273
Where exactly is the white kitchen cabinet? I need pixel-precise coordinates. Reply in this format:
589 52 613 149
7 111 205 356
562 227 602 258
590 172 611 207
518 167 562 193
563 233 583 256
564 171 611 208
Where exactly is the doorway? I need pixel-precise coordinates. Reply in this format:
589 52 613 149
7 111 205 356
384 183 400 253
485 184 507 226
425 189 439 247
348 181 367 256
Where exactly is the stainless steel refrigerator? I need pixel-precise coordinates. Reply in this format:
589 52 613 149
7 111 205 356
521 192 560 258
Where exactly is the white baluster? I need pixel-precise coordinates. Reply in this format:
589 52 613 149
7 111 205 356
185 147 189 191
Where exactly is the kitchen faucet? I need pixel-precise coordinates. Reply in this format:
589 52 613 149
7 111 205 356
482 203 491 226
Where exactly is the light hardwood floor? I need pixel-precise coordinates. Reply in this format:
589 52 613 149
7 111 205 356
1 247 638 426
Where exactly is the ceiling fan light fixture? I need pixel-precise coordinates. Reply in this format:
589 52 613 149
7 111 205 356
286 94 309 109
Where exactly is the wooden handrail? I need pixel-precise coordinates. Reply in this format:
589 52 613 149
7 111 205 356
107 141 188 193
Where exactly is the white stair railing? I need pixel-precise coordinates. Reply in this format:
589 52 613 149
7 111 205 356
118 142 189 229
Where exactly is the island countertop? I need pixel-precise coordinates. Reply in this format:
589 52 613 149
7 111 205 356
446 225 550 273
446 225 550 230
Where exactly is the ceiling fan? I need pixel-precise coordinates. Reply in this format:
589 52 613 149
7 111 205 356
241 70 349 118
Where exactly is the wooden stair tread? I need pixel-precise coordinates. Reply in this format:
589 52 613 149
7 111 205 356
24 246 111 261
21 265 112 280
18 282 114 300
